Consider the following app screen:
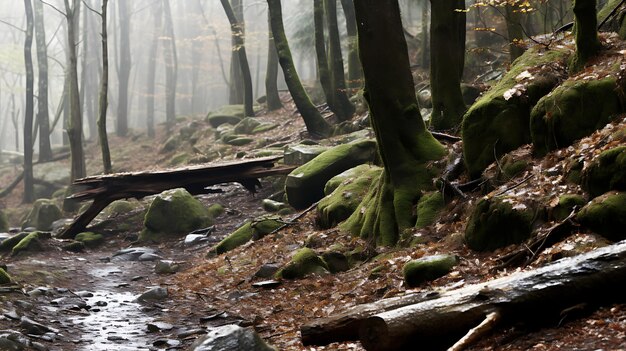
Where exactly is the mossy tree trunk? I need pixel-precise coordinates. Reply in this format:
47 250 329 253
267 0 332 138
505 3 526 62
228 0 244 105
571 0 602 72
98 0 112 174
325 0 354 121
339 0 362 91
429 0 467 131
220 0 254 117
265 11 283 111
23 0 35 203
33 0 52 162
343 0 446 246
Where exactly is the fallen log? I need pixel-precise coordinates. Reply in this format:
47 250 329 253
302 240 626 350
59 156 294 239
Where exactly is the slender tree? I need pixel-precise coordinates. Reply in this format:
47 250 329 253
267 0 332 138
220 0 254 117
429 0 467 131
162 0 178 129
505 3 525 61
228 0 244 105
343 0 446 245
571 0 602 72
340 0 362 91
23 0 35 203
116 0 130 136
314 0 336 115
265 11 283 111
325 0 354 121
33 0 52 162
98 0 111 173
146 1 162 138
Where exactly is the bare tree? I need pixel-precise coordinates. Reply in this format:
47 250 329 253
23 0 35 203
33 0 53 162
162 0 178 129
146 0 162 138
98 0 111 173
265 9 282 111
116 0 130 136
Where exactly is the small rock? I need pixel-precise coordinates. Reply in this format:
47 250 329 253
155 260 180 275
254 264 280 279
152 338 181 347
189 324 276 351
20 316 58 335
147 322 174 333
111 247 160 262
177 328 206 338
137 287 168 303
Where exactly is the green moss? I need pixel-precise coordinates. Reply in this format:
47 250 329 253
531 77 621 156
415 191 444 229
206 105 244 128
285 139 377 209
252 123 279 134
275 248 329 279
576 191 626 241
140 188 212 242
208 204 225 218
462 46 570 178
582 146 626 197
0 210 8 232
318 165 382 229
63 241 85 252
553 194 587 221
12 231 46 256
0 232 29 252
210 217 282 256
501 157 528 180
21 199 62 231
160 135 180 153
225 137 254 146
169 152 190 166
0 268 12 284
465 197 535 251
75 232 104 249
104 200 136 217
234 117 261 134
403 254 459 288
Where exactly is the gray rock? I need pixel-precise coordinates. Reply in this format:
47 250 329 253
283 144 328 166
254 264 280 279
155 260 180 274
111 247 160 262
137 287 168 303
184 234 209 246
20 316 58 335
0 334 23 351
147 322 174 333
189 324 276 351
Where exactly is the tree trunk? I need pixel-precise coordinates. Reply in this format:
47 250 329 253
80 1 96 141
189 0 204 115
267 0 332 138
314 0 336 115
162 0 178 129
116 0 130 137
33 0 53 162
571 0 602 72
429 0 467 131
23 0 35 203
220 0 254 117
342 0 446 245
505 4 526 62
64 0 86 183
265 11 283 111
146 1 162 138
325 0 354 121
420 0 430 68
340 0 362 91
228 0 244 105
98 0 112 174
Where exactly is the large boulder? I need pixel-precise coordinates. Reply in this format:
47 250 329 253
576 191 626 242
531 77 623 156
21 199 62 231
285 139 377 209
317 165 382 229
582 146 626 198
465 196 536 251
206 105 244 128
275 248 329 280
403 254 459 288
283 144 329 166
189 324 276 351
461 46 570 178
140 189 213 242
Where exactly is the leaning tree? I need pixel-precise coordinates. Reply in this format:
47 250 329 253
342 0 447 245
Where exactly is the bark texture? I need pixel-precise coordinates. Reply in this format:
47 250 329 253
23 0 35 203
33 0 52 162
340 0 362 91
98 0 112 174
116 0 130 137
146 1 162 138
265 12 283 111
571 0 602 72
162 0 178 129
325 0 354 121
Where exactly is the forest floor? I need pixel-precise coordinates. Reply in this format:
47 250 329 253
0 94 625 350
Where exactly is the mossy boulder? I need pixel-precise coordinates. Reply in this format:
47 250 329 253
206 105 244 128
465 197 535 251
275 248 329 279
75 232 104 249
283 144 329 166
0 210 8 232
103 200 137 218
0 232 29 252
262 199 289 213
225 137 254 146
21 199 62 231
317 165 382 229
461 46 570 178
285 139 377 209
140 188 213 242
160 135 180 153
209 217 283 256
0 268 12 284
11 231 49 256
208 204 225 218
403 254 459 288
582 146 626 198
321 251 350 273
531 77 622 156
233 117 261 135
323 164 375 195
415 191 445 229
552 194 586 221
576 191 626 241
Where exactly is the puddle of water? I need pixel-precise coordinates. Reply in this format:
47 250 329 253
70 291 153 351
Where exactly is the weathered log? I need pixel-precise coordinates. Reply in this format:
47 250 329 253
359 240 626 351
58 156 294 239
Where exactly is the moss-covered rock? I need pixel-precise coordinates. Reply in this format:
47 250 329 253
415 191 445 229
225 137 254 146
582 146 626 198
283 144 329 166
285 139 377 209
251 123 278 134
531 77 622 156
209 217 283 256
75 232 104 249
233 117 261 134
321 251 350 273
63 241 85 252
206 105 244 128
160 135 180 154
208 204 225 218
21 199 62 231
275 248 329 279
598 0 626 39
140 188 213 242
262 199 288 213
465 197 535 251
323 164 375 196
12 231 49 256
0 267 12 284
462 46 570 178
317 165 382 229
0 210 8 232
0 232 29 252
403 254 459 288
576 191 626 241
552 194 587 221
